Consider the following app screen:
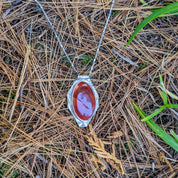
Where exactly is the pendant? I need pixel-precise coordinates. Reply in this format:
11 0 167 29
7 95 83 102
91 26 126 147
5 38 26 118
67 76 99 127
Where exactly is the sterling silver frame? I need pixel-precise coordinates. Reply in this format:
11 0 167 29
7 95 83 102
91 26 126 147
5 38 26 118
67 76 99 127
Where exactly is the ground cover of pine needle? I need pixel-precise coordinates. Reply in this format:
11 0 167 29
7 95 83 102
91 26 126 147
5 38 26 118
0 0 177 177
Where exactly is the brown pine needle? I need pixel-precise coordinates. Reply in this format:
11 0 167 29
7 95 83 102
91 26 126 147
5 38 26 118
9 45 30 122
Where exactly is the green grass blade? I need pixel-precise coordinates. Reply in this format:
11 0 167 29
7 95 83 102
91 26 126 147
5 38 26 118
162 12 178 17
133 103 178 152
141 105 166 122
139 0 149 6
159 74 167 105
126 2 178 47
146 119 178 152
165 104 178 109
170 130 178 143
133 103 147 118
161 88 178 100
153 8 178 16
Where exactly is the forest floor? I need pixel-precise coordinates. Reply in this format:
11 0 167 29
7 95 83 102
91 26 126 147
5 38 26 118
0 0 177 177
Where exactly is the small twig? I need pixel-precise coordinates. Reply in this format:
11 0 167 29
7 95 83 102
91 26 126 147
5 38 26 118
28 19 33 45
2 0 23 19
2 6 13 19
169 109 178 118
160 156 178 162
20 84 24 110
112 48 139 67
36 154 58 170
161 55 165 73
11 0 23 6
39 82 48 107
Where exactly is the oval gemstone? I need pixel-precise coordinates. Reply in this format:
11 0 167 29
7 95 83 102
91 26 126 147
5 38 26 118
73 82 95 120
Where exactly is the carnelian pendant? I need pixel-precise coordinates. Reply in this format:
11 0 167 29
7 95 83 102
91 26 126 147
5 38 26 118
67 76 99 127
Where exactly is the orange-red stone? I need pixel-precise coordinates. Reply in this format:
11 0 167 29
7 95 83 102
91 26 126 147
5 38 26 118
73 82 95 120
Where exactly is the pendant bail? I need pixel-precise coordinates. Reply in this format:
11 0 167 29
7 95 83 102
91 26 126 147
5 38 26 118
67 76 99 127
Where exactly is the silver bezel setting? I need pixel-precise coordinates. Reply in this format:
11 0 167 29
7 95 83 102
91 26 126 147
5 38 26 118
67 75 99 127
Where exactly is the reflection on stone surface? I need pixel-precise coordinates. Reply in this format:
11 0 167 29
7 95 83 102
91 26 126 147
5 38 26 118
73 82 95 120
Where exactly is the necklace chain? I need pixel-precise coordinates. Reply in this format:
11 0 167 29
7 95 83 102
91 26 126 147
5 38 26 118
89 0 115 76
34 0 115 77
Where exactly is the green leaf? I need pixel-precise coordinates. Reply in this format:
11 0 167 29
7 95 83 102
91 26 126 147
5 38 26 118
141 105 166 122
133 103 178 152
126 2 178 47
159 74 167 105
165 104 178 109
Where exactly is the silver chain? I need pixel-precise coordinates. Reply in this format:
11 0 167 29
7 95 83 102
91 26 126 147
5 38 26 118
34 0 115 76
89 0 115 76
